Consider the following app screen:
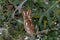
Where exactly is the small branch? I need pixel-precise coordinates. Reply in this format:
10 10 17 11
36 26 60 35
36 29 50 35
11 0 27 19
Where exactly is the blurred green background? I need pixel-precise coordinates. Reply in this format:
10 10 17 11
0 0 60 40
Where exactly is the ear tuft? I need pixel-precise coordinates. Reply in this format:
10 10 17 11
27 9 31 15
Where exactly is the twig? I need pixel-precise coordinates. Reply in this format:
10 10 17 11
11 0 27 19
36 26 60 35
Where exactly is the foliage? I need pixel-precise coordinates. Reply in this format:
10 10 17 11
0 0 60 40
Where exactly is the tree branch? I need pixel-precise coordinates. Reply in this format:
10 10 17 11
11 0 27 19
